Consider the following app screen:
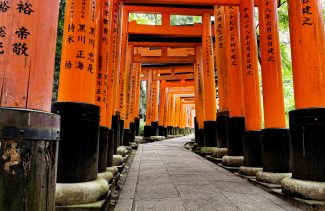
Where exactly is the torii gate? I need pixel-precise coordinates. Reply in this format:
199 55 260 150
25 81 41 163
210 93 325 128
0 0 324 209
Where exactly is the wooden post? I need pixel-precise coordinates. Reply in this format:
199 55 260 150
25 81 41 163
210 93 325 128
96 0 111 174
214 6 230 149
202 12 218 147
224 6 246 158
134 63 141 136
194 46 205 146
58 0 98 104
144 69 152 137
214 6 229 113
257 0 290 179
0 0 60 210
122 45 134 146
0 1 59 111
281 0 325 199
175 96 181 134
239 0 263 172
106 0 119 128
158 81 166 136
123 45 134 130
112 2 122 117
151 73 159 136
117 6 129 121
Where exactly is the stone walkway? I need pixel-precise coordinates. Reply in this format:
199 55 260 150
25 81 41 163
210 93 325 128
115 136 300 211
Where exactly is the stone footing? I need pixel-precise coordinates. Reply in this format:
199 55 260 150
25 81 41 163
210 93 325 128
239 166 263 176
211 147 228 158
97 171 114 184
222 155 244 167
55 198 110 211
282 177 325 201
256 171 292 185
113 155 124 166
55 178 109 206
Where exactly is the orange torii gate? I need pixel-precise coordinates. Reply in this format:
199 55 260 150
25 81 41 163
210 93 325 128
1 0 324 209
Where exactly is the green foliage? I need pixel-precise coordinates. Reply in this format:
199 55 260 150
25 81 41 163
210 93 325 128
278 1 294 126
53 0 65 102
170 15 201 25
129 13 161 25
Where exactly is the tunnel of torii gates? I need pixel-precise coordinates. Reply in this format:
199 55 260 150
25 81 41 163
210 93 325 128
0 0 324 210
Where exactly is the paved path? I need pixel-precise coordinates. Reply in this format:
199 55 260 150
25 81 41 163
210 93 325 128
115 136 299 211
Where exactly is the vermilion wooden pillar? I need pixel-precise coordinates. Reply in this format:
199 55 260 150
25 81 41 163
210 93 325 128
54 0 101 183
223 6 246 166
194 46 206 146
107 0 121 153
175 96 181 134
96 0 112 173
256 0 291 184
202 13 218 147
122 45 134 146
214 6 229 149
239 0 263 175
144 70 153 137
117 5 128 144
171 93 176 135
134 63 142 136
106 0 119 128
282 0 325 200
0 1 60 209
158 81 167 136
151 76 159 136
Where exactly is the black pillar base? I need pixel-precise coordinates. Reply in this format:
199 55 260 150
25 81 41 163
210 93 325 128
167 126 172 135
158 126 165 136
98 127 109 173
180 128 185 135
123 129 131 146
227 117 245 156
261 128 290 173
171 126 174 135
204 121 218 147
290 108 325 181
217 111 229 148
151 122 159 136
197 129 205 147
243 130 262 167
163 127 168 137
111 114 120 154
0 108 60 211
52 102 100 183
107 129 114 167
144 126 152 137
130 122 136 143
175 127 180 135
194 117 198 141
135 117 140 136
120 120 125 146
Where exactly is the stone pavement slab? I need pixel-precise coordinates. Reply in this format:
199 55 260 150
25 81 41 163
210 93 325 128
115 136 300 211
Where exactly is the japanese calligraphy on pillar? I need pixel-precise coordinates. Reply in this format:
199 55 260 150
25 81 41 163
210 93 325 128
301 0 313 26
242 7 254 76
263 0 276 62
0 1 34 58
130 64 137 120
203 34 214 78
215 6 225 49
125 61 133 122
146 70 153 124
0 1 35 107
151 78 158 122
118 8 129 116
227 6 239 66
96 0 110 108
62 0 97 75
